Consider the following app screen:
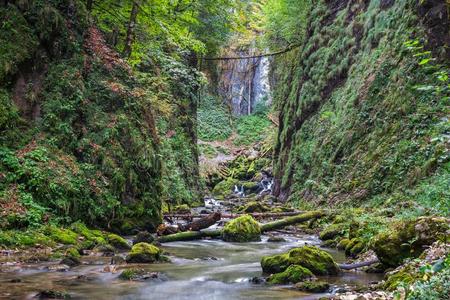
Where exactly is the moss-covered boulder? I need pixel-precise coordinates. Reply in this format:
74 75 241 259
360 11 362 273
126 243 162 263
70 222 106 245
319 224 345 241
261 246 340 275
241 201 270 213
46 226 79 245
119 268 160 281
133 231 154 245
336 238 350 250
267 265 313 284
295 280 330 293
345 238 365 257
107 234 131 250
212 178 239 199
371 217 449 267
60 247 81 267
222 215 261 242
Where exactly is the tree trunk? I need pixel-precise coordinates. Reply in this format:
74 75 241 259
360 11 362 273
123 1 139 58
157 230 221 243
260 211 325 232
86 0 93 11
338 258 379 270
164 211 304 219
179 212 221 231
158 211 325 243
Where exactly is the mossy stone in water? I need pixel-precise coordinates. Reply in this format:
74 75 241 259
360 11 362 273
345 238 365 257
261 246 339 276
319 224 345 241
336 238 350 250
267 265 313 284
126 242 162 263
371 217 449 267
107 234 131 250
241 201 270 213
222 215 261 242
133 231 154 245
295 280 330 293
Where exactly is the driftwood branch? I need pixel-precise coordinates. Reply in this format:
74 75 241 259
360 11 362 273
338 258 379 270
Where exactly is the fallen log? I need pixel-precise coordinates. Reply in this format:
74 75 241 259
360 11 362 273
338 258 379 270
164 211 303 219
260 211 325 232
157 230 221 243
179 212 221 231
158 211 325 243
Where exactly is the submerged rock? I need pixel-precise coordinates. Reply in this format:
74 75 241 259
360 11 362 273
267 236 286 243
133 231 154 245
261 245 340 275
125 242 162 263
267 265 313 284
34 290 71 299
295 280 330 293
119 268 161 281
371 217 449 267
222 215 261 242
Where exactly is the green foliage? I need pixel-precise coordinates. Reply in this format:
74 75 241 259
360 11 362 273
234 112 271 146
262 0 311 48
198 95 233 141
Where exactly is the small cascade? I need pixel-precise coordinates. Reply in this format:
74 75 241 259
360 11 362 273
258 171 273 196
233 185 245 197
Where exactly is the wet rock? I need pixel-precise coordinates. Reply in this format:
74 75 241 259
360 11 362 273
125 242 162 263
10 278 21 283
222 215 261 242
295 280 330 293
319 224 345 241
240 201 269 213
107 234 131 250
345 238 365 257
267 265 313 284
336 238 350 250
92 244 116 256
60 256 80 267
119 268 162 281
261 246 340 275
34 290 71 299
363 262 387 273
371 217 449 267
111 255 126 265
250 276 265 284
47 264 70 272
133 231 155 245
200 256 218 261
267 236 286 243
321 239 337 248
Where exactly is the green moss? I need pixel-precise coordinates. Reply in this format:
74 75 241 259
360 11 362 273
240 201 270 213
212 178 239 199
118 268 148 280
371 217 449 267
70 222 106 245
345 238 365 257
172 204 190 214
47 226 78 245
65 247 81 259
295 280 330 293
222 215 261 242
319 224 345 240
125 242 162 263
107 234 131 250
267 265 313 284
337 238 351 250
383 266 418 291
261 246 339 275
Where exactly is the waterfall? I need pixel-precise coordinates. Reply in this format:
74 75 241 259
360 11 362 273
217 48 272 116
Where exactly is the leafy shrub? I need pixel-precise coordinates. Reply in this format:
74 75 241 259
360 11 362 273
198 95 232 141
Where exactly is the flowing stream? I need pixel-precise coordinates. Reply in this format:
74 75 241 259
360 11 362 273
0 231 382 300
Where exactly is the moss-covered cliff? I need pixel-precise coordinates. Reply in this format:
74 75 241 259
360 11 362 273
272 0 449 212
0 1 201 233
